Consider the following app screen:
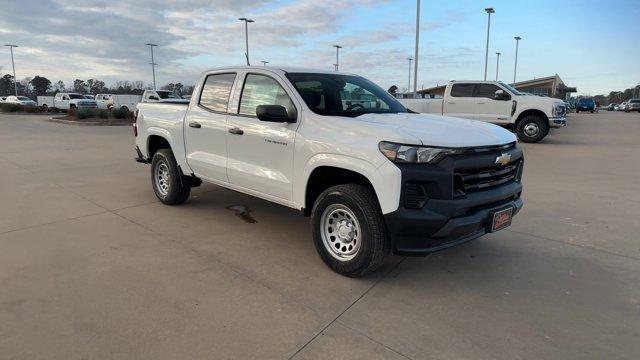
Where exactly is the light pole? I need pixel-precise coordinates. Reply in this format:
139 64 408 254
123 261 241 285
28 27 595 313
413 0 421 97
513 36 521 84
238 18 254 66
495 52 501 81
145 43 158 90
407 57 413 94
261 60 269 66
4 44 18 95
333 45 342 71
483 7 495 81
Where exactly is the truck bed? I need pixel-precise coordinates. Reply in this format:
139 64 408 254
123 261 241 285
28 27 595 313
399 98 444 114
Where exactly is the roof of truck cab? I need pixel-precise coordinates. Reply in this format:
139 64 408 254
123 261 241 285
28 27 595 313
201 66 355 76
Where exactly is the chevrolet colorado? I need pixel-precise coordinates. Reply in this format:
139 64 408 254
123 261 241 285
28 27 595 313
400 81 567 143
134 67 524 276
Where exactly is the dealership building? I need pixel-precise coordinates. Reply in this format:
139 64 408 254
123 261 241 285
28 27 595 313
415 74 576 100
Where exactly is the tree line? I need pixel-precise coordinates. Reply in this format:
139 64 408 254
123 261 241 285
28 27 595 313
0 74 195 99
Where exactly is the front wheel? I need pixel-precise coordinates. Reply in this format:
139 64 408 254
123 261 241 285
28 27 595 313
151 148 191 205
311 184 389 277
516 115 549 143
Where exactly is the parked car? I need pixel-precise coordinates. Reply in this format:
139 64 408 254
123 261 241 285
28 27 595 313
37 93 98 111
4 95 38 107
618 101 628 111
94 94 142 112
625 99 640 112
608 103 618 111
134 66 524 277
575 98 596 113
399 80 566 143
140 90 189 104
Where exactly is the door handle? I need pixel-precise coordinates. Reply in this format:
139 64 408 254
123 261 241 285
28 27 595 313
189 122 201 128
447 101 456 104
228 127 244 135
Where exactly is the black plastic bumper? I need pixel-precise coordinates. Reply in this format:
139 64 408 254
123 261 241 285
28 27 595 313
383 147 524 256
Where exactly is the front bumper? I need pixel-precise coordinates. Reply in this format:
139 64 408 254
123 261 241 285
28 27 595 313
549 116 566 128
385 183 523 256
383 146 524 256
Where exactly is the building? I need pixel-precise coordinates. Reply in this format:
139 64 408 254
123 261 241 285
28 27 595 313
414 74 576 100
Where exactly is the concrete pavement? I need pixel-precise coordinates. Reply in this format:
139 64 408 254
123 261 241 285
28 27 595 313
0 112 638 359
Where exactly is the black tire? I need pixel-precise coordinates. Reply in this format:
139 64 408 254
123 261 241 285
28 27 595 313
42 104 48 112
311 184 389 277
121 106 129 113
516 115 549 143
150 148 191 205
576 109 580 113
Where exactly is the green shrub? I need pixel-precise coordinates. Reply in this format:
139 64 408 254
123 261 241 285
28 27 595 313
0 103 23 112
97 109 110 119
24 106 41 113
76 108 96 119
111 108 128 119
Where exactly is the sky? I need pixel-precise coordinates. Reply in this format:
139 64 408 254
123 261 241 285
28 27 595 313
0 0 638 95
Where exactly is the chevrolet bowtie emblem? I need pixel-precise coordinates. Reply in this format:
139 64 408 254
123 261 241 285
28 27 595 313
495 153 511 166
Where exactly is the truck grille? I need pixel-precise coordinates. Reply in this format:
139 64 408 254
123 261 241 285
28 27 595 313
457 160 522 193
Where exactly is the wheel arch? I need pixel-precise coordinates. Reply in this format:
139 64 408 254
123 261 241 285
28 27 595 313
299 154 401 216
515 108 549 128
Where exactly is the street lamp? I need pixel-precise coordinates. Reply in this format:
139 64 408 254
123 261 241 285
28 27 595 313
407 57 413 94
413 0 421 97
495 52 501 81
333 45 342 71
483 7 495 81
145 43 158 90
238 18 254 66
513 36 522 83
261 60 269 66
4 44 18 95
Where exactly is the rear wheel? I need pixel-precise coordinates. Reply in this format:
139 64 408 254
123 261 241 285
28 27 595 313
311 184 389 277
151 148 191 205
41 104 48 112
121 106 129 113
516 115 549 143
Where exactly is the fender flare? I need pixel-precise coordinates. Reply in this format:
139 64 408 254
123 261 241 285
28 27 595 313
297 153 401 214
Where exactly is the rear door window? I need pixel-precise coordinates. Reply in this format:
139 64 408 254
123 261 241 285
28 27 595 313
199 73 236 112
450 84 475 97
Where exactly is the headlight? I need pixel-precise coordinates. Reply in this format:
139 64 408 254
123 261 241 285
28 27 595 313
552 103 566 117
379 141 464 164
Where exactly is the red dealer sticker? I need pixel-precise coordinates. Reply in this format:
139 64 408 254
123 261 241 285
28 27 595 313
489 207 513 232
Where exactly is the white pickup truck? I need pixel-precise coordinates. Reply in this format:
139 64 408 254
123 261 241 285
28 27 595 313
400 81 567 143
37 93 98 111
94 94 142 112
134 67 524 276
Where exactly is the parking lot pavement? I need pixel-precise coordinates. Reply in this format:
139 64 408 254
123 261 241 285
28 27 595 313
1 112 639 359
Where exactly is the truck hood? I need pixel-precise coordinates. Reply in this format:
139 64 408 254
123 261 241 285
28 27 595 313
354 112 516 147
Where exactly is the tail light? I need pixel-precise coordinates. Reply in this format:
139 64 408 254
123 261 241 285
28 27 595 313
133 110 139 136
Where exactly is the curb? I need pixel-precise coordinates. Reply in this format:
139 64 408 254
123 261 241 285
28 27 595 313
47 116 132 126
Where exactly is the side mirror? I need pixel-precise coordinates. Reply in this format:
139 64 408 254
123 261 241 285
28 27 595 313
494 89 509 100
256 105 296 123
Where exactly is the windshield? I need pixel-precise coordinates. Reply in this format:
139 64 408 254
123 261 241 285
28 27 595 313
285 73 407 117
579 98 594 104
630 99 640 103
498 82 524 96
17 96 31 101
156 91 182 99
68 94 85 99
